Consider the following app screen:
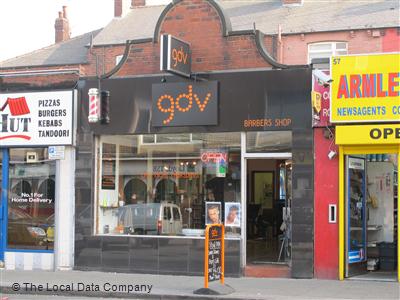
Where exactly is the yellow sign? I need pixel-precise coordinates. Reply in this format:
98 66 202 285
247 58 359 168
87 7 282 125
312 91 322 113
336 124 400 145
330 53 400 123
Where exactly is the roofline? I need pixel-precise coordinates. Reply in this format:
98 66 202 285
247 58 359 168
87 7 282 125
80 65 311 81
228 30 255 36
90 38 153 48
0 62 87 71
82 25 400 49
153 0 232 42
0 69 80 78
279 25 400 36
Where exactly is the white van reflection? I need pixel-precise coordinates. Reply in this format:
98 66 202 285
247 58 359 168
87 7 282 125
118 202 182 235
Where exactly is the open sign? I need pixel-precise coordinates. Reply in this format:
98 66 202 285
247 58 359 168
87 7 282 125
201 151 227 164
370 127 400 140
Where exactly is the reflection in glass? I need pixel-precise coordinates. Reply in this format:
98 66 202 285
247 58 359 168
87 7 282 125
97 133 241 237
7 148 55 250
247 131 291 153
347 157 366 264
124 178 147 204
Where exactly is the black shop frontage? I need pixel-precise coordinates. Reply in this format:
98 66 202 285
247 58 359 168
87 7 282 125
74 67 314 278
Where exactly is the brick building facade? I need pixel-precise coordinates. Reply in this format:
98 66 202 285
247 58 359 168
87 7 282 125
0 0 398 280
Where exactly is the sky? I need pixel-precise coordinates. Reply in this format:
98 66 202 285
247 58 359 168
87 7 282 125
0 0 115 62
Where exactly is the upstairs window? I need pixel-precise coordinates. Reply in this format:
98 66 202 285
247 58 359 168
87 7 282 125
308 42 348 63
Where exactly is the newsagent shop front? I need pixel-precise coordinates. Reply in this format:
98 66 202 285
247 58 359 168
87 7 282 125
0 90 76 271
330 54 400 282
75 67 314 278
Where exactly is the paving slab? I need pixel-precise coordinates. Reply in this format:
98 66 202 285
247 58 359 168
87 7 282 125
0 270 399 300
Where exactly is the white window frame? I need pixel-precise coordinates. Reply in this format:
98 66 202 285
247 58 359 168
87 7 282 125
307 41 348 63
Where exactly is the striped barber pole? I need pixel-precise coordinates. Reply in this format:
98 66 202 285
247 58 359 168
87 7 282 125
0 97 30 115
88 88 100 123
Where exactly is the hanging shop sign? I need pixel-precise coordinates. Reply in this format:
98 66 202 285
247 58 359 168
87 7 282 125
160 34 191 77
336 124 400 145
152 81 218 126
330 53 400 123
0 90 74 146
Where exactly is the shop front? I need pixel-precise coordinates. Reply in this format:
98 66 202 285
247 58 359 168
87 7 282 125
336 125 399 281
330 53 400 282
75 67 314 278
0 90 76 271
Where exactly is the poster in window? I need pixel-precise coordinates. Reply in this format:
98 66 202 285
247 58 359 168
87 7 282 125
101 143 116 190
205 202 221 225
224 202 241 227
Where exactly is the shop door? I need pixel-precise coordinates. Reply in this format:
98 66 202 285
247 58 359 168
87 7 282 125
246 158 292 264
345 156 367 277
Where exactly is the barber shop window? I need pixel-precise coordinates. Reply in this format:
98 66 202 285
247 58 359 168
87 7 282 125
8 148 55 250
96 133 241 237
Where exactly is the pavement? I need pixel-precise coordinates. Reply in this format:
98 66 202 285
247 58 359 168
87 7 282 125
0 269 399 300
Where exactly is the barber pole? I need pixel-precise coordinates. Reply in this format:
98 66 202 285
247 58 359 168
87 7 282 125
88 88 100 123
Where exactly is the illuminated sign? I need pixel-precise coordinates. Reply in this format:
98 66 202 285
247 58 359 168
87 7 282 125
330 53 400 123
201 149 227 178
160 34 191 77
0 90 74 146
200 151 227 164
336 124 400 145
152 81 218 127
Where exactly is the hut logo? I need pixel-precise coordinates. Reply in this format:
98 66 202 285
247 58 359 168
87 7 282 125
0 96 32 141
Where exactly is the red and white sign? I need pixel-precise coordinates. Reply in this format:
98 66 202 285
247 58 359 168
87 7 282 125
312 70 331 127
200 150 227 164
0 90 74 146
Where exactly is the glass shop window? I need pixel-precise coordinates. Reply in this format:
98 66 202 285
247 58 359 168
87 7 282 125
7 148 55 250
96 132 242 237
246 131 292 153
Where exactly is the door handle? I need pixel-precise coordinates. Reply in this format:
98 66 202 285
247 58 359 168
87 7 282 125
329 204 336 223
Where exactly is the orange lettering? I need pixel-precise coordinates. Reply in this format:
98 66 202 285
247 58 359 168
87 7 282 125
157 85 212 124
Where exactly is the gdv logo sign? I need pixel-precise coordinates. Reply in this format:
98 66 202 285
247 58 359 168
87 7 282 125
156 85 212 125
171 46 188 68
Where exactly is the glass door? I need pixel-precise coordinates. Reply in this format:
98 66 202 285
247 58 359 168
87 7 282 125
345 156 367 277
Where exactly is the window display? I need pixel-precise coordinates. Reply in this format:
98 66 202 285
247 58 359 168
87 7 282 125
224 203 241 227
205 202 221 225
97 133 241 236
7 148 55 250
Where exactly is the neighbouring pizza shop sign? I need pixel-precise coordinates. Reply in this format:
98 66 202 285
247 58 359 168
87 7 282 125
330 53 400 123
0 90 74 146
